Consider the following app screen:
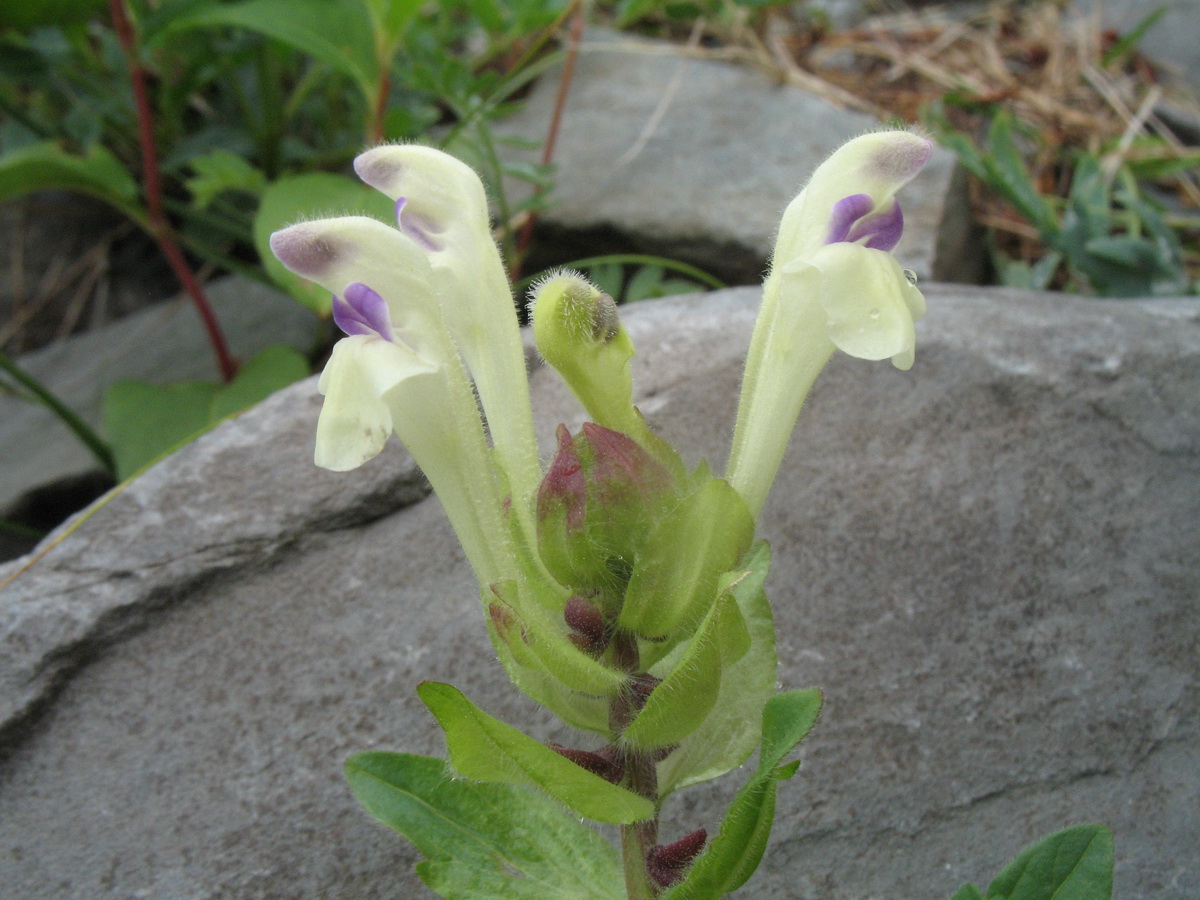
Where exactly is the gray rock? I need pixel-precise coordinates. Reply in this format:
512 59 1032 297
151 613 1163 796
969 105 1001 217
492 30 981 286
1 285 1197 899
0 275 321 517
1077 0 1200 88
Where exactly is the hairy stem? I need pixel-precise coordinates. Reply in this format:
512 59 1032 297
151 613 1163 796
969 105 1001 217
109 0 238 383
612 631 660 900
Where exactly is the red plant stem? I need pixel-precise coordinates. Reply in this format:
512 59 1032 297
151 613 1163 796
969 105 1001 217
109 0 238 382
370 70 391 145
509 0 587 282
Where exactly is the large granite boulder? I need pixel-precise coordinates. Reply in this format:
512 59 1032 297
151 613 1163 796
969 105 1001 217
1 285 1197 899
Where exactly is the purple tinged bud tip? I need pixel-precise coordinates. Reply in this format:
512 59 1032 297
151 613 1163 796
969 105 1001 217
547 743 624 783
870 135 934 183
538 425 587 533
353 152 401 191
564 595 610 653
395 197 444 252
580 423 673 498
269 225 339 278
332 282 395 341
647 829 708 887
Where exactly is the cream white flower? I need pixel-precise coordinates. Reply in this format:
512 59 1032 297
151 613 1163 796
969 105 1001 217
727 130 932 516
269 158 526 586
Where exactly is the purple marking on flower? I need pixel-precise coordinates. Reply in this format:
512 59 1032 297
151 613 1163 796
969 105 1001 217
332 282 394 341
395 197 444 252
825 195 904 252
847 198 904 251
825 193 874 244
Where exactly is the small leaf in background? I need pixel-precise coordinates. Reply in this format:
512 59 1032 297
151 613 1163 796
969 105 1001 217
984 113 1058 237
0 0 106 30
208 344 309 421
363 0 424 50
0 35 51 79
253 172 395 313
345 752 624 900
994 250 1062 292
662 689 823 900
952 885 985 900
103 380 219 481
0 142 143 222
103 345 309 480
984 824 1113 900
418 681 655 825
186 148 267 209
143 0 379 104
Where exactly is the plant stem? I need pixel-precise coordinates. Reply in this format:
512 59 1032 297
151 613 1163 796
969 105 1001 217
509 0 587 282
611 631 660 900
108 0 238 383
0 350 116 475
370 68 391 145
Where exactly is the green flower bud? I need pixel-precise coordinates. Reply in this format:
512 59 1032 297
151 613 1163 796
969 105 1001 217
536 423 679 596
530 271 641 438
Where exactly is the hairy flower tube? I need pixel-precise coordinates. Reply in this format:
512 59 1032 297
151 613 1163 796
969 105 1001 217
727 129 932 516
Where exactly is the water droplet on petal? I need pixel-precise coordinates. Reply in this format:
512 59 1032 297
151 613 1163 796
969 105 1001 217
868 308 881 320
903 268 918 286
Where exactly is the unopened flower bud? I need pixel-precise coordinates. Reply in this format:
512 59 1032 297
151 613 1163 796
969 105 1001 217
564 595 610 654
529 270 641 438
536 423 679 592
647 828 708 887
628 672 662 707
546 743 624 783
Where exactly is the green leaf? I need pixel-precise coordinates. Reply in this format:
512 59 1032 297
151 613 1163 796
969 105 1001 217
758 690 823 770
619 477 755 642
364 0 424 49
345 752 624 900
253 172 395 313
623 591 751 749
208 344 309 420
951 884 985 900
994 251 1061 291
186 148 267 209
985 824 1114 900
1062 156 1112 244
0 0 105 30
418 682 654 825
1101 6 1167 67
144 0 379 103
661 689 823 900
983 113 1058 237
657 541 777 796
0 142 143 222
103 379 219 481
103 345 309 480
